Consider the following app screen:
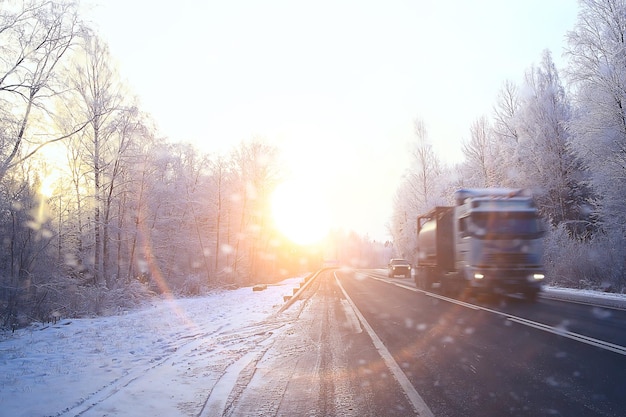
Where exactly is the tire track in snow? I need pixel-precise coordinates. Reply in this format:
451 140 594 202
54 319 290 417
198 335 277 417
54 330 210 417
198 299 311 416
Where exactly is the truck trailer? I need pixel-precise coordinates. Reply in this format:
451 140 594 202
415 188 545 301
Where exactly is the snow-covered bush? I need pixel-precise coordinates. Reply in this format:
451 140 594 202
179 275 208 296
36 278 154 322
544 224 625 292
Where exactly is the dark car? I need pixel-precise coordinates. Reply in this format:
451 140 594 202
387 258 411 278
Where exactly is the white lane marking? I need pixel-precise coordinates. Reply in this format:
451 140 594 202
362 271 626 357
505 316 626 356
334 272 435 417
369 275 480 310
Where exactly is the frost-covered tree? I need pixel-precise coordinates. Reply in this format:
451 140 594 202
230 140 281 282
119 121 163 284
0 0 97 326
566 0 626 231
517 50 593 233
390 118 445 262
564 0 626 286
206 155 235 274
0 0 83 181
407 118 443 210
66 34 130 285
491 80 523 186
461 115 498 187
0 168 55 327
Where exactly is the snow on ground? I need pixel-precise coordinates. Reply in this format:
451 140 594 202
542 286 626 309
0 273 624 417
0 276 306 417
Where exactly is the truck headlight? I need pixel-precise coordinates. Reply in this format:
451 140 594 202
474 273 484 280
532 273 545 280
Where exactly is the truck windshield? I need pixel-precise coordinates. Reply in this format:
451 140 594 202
469 212 543 239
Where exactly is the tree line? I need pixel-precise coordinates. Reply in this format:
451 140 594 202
1 0 353 329
390 0 626 293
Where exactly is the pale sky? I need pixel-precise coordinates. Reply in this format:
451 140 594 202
81 0 579 242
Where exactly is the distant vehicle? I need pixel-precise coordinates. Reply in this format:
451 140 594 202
388 258 412 278
415 188 545 301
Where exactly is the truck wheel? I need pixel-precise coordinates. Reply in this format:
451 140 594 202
415 268 425 289
419 268 433 290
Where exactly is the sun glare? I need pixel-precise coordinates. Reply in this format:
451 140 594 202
271 179 331 245
40 172 59 198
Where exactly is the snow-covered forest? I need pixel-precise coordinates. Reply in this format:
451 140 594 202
390 0 626 294
0 1 389 330
2 0 626 331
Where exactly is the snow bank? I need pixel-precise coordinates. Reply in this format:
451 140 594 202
544 286 626 309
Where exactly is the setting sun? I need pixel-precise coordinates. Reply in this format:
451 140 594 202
271 179 331 245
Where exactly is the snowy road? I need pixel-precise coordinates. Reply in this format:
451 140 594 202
210 270 428 417
2 270 626 416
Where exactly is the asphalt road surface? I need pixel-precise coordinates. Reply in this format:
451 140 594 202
338 269 626 417
211 268 626 417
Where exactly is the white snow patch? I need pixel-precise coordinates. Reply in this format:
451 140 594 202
544 286 626 309
0 276 304 417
